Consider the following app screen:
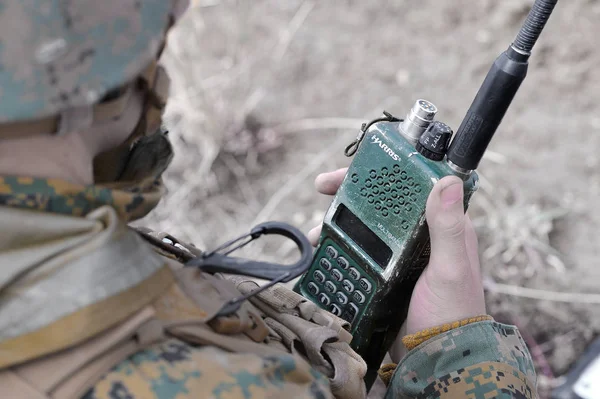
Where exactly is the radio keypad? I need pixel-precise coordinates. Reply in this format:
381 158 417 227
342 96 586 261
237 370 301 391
325 246 338 259
331 269 343 282
336 256 350 270
352 291 366 304
325 281 337 294
307 282 319 296
359 278 372 294
342 279 354 293
330 304 342 317
342 303 359 324
319 258 332 271
335 292 348 305
306 240 376 325
318 293 331 306
313 270 326 284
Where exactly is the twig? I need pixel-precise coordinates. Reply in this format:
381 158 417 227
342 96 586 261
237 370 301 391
482 150 507 164
240 88 266 119
205 200 238 235
251 143 340 226
221 154 260 211
484 278 600 304
273 1 316 63
275 239 298 259
475 171 494 194
194 0 316 90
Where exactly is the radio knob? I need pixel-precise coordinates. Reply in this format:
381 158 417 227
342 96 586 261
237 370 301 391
416 121 453 161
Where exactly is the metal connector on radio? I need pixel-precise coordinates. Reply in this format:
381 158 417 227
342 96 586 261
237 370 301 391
398 99 437 144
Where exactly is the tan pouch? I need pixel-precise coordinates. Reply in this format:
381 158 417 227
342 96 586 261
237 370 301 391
226 275 368 399
0 264 366 399
151 265 367 399
0 306 158 399
140 231 369 399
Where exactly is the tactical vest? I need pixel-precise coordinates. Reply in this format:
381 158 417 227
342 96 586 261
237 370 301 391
0 205 367 399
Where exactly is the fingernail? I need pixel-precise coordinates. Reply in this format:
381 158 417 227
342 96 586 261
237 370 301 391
441 181 463 209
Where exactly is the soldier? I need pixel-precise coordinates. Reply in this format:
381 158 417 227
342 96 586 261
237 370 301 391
0 1 537 398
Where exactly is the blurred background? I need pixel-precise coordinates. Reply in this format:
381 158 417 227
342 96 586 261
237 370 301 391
140 0 600 396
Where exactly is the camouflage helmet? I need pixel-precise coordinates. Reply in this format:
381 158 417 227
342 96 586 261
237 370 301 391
0 0 188 128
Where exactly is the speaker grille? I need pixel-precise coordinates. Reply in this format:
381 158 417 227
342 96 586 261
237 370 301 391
351 166 422 229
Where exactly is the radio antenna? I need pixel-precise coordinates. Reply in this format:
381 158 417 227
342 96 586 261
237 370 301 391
446 0 558 172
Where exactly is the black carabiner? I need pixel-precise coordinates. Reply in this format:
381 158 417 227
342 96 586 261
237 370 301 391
185 221 313 316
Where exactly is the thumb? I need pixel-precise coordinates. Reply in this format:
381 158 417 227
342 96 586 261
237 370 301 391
425 176 469 279
406 176 485 334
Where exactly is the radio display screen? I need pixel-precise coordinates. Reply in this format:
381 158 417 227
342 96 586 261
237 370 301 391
333 204 392 269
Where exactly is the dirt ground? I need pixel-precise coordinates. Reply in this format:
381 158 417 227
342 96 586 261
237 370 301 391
140 0 600 396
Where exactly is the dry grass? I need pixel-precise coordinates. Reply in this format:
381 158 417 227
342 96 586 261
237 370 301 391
149 1 323 247
473 170 569 279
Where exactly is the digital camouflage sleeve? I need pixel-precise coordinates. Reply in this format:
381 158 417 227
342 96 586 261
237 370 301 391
82 339 331 399
385 320 537 399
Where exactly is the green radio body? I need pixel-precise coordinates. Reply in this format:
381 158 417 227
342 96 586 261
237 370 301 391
294 118 478 386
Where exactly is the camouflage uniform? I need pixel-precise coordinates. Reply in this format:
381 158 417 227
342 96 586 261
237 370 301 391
0 177 342 399
386 320 537 398
0 1 537 398
82 343 329 399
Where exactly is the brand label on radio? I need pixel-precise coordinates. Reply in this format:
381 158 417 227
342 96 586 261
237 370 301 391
370 135 400 161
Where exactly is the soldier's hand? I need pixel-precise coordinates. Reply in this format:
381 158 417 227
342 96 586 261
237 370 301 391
307 167 349 245
406 175 485 334
309 169 485 339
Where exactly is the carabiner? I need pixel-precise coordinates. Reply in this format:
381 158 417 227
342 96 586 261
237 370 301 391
185 221 313 316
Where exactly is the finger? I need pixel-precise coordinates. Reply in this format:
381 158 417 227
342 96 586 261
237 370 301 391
464 215 482 280
425 176 469 279
315 167 348 195
307 225 322 247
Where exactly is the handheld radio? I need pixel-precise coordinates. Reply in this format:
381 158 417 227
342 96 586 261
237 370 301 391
294 0 558 388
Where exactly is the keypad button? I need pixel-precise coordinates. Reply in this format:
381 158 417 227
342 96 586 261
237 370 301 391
325 246 338 259
348 303 359 318
335 292 348 305
307 282 319 296
330 304 342 317
342 279 354 293
348 267 360 281
325 281 337 294
336 256 350 270
314 270 325 284
319 258 332 271
341 303 359 324
359 278 372 293
318 293 331 306
341 311 353 323
331 269 343 282
352 291 366 304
